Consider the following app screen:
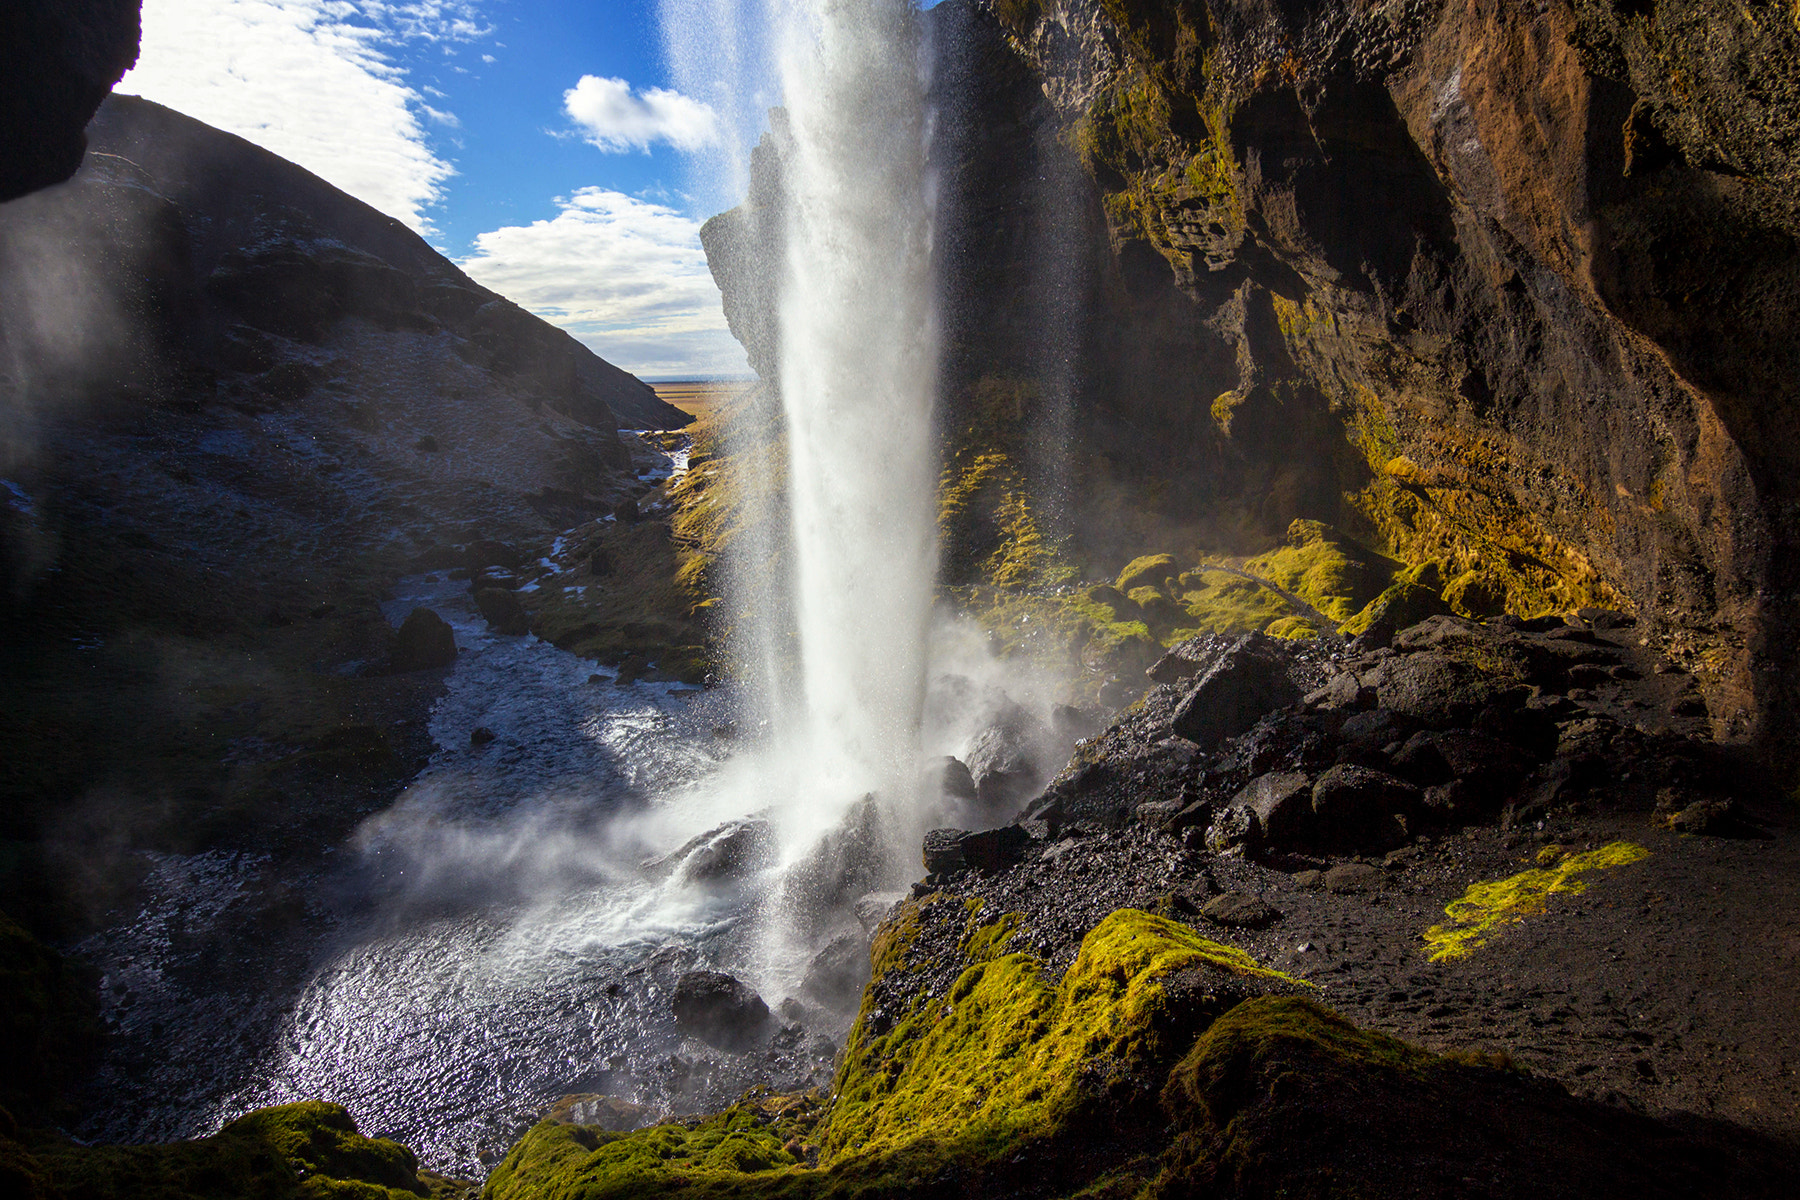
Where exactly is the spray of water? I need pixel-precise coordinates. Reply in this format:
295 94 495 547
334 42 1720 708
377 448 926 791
665 0 939 864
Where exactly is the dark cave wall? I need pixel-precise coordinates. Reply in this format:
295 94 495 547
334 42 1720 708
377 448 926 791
964 0 1800 765
0 0 142 201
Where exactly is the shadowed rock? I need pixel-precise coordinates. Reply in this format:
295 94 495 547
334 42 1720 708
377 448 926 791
391 607 456 671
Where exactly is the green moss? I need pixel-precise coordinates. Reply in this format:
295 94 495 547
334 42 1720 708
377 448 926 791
1337 580 1450 638
5 1102 442 1200
1422 842 1652 962
824 910 1303 1166
484 909 1306 1200
1115 554 1178 593
1171 520 1399 639
483 1096 815 1200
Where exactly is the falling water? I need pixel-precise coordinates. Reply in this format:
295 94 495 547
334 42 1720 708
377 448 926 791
773 0 937 835
667 0 939 854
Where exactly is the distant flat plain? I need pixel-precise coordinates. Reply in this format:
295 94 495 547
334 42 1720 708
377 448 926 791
650 379 753 422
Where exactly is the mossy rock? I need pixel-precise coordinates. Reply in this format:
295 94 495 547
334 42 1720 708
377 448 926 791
2 1101 440 1199
1442 569 1507 619
1116 553 1180 593
1338 580 1452 640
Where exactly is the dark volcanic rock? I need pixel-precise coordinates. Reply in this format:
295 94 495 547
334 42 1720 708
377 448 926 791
670 971 773 1050
1170 634 1305 751
473 588 530 636
390 607 456 672
964 713 1051 812
646 818 778 885
1199 890 1281 930
0 1 139 200
1310 765 1421 852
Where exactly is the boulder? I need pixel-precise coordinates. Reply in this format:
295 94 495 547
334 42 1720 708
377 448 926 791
800 932 871 1012
474 588 530 636
1371 652 1507 727
921 825 1030 875
464 539 523 572
670 971 773 1050
958 825 1031 873
1310 764 1420 851
964 713 1050 811
1321 862 1386 893
1227 770 1314 846
922 828 966 875
1200 891 1282 930
1170 633 1304 751
390 607 456 671
645 818 778 884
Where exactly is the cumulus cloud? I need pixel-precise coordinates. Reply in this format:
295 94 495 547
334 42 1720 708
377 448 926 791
118 0 488 233
563 75 721 154
459 188 747 378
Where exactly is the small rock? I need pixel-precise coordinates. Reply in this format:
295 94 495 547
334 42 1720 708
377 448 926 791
1291 869 1323 889
1321 862 1385 893
469 726 496 746
613 498 641 523
922 755 978 806
1200 891 1281 929
852 891 906 933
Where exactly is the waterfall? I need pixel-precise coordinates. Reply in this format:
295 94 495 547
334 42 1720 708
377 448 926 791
665 0 939 859
773 0 937 834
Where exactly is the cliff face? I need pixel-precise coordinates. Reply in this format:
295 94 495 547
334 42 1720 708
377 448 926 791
706 0 1800 767
0 96 682 935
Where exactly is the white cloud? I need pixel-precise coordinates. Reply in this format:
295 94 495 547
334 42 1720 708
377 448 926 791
118 0 488 233
459 188 747 378
563 75 720 154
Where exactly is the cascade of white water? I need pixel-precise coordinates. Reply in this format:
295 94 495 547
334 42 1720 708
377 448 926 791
773 0 937 835
663 0 938 858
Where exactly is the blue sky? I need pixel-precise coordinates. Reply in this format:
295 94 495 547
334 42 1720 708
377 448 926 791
119 0 766 378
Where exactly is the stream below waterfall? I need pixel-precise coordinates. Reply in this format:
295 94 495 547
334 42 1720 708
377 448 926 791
71 439 843 1180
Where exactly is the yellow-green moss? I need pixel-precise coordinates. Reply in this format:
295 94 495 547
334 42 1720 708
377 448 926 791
4 1102 441 1200
824 910 1303 1165
1422 842 1652 962
1115 554 1179 593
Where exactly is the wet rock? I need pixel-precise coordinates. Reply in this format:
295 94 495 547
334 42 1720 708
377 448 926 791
852 891 905 933
613 498 641 524
922 828 967 875
464 539 523 572
1224 770 1314 848
469 726 496 747
390 606 456 671
921 755 978 809
670 971 773 1050
645 818 777 884
1310 765 1420 852
1304 671 1370 711
1321 862 1386 893
1200 891 1281 930
784 796 887 923
1051 703 1104 743
1170 633 1304 750
965 713 1051 811
473 587 530 636
800 932 870 1012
